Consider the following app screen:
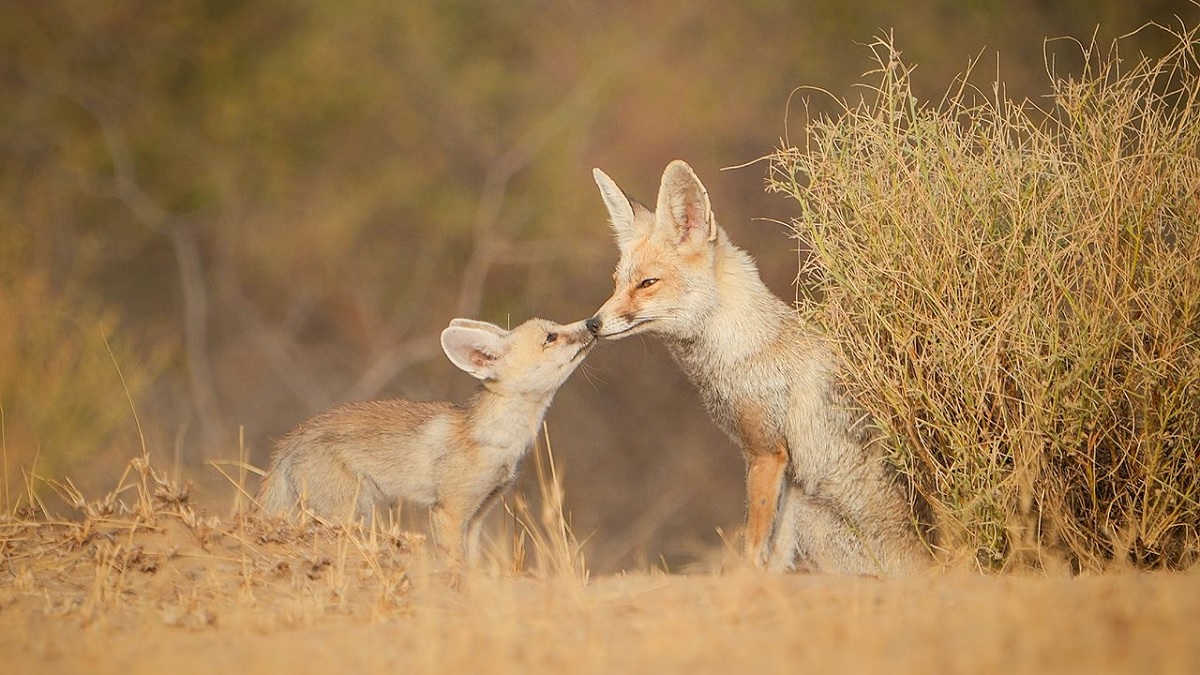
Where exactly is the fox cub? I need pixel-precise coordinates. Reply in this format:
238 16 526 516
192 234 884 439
259 317 595 568
586 160 931 576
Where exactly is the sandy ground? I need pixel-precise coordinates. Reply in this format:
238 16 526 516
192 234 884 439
2 505 1198 675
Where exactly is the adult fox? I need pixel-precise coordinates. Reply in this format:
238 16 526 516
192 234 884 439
585 160 930 575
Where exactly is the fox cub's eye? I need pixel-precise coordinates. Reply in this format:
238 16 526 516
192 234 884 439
637 278 659 289
543 332 558 345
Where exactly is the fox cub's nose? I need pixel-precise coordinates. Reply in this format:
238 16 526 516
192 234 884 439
585 317 601 335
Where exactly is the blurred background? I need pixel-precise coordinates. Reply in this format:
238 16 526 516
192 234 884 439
3 0 1196 573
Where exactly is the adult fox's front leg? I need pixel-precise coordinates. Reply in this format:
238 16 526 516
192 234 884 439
743 442 788 567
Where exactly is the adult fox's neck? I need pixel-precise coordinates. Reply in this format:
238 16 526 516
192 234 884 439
464 387 555 456
665 231 797 375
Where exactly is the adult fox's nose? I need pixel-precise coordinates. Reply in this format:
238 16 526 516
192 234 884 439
585 317 601 335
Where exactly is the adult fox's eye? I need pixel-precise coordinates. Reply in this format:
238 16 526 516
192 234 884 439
637 278 659 289
544 332 558 345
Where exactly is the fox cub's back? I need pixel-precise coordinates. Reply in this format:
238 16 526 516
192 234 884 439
260 399 458 515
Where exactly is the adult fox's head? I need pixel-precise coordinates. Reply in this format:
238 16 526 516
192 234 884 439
586 160 725 342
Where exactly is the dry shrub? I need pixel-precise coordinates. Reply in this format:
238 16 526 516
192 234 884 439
771 24 1200 572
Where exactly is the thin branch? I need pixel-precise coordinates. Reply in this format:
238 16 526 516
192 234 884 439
74 93 226 457
343 70 608 402
339 336 443 402
220 270 331 412
454 71 606 317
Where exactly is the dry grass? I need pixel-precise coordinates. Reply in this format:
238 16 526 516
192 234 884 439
2 440 1199 674
0 425 588 627
771 24 1200 572
1 455 422 629
0 432 1195 667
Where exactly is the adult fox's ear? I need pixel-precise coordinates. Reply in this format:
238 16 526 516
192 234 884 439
594 167 652 252
655 160 717 248
441 325 505 380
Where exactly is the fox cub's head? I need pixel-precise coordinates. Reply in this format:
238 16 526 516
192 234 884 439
585 160 723 342
441 317 594 396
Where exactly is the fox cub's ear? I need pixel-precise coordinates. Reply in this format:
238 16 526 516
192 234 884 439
441 324 507 380
655 160 716 248
447 318 510 337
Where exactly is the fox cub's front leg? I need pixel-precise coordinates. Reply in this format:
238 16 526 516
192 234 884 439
430 503 469 569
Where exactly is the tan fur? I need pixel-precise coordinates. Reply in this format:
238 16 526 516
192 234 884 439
586 160 931 576
259 317 595 569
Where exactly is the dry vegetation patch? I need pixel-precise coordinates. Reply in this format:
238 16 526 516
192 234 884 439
0 457 423 633
772 24 1200 572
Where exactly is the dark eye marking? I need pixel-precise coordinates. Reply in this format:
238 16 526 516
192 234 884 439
637 278 659 289
544 332 558 345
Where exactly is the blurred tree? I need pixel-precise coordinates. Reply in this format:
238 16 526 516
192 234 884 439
1 0 1194 568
